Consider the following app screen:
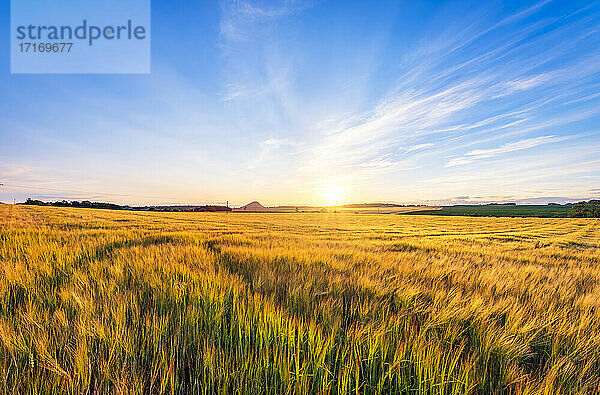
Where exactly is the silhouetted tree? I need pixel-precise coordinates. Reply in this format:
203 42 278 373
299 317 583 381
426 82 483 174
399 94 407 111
568 200 600 218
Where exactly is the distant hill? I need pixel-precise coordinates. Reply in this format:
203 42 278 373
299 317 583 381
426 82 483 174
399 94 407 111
234 201 270 212
241 201 266 210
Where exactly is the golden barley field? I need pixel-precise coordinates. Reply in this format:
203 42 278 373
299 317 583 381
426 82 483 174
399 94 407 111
1 204 600 394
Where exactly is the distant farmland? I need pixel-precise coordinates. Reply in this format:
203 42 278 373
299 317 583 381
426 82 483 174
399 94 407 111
409 204 571 218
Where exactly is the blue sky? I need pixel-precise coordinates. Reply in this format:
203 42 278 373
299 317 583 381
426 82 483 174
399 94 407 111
1 0 599 206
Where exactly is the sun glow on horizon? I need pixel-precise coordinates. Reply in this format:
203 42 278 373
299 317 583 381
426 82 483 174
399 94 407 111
321 183 348 206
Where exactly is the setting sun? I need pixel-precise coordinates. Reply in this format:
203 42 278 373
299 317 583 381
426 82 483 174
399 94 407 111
322 184 347 206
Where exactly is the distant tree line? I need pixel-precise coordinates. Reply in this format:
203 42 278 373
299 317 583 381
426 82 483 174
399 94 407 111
145 206 231 212
21 198 231 212
23 198 125 210
568 200 600 218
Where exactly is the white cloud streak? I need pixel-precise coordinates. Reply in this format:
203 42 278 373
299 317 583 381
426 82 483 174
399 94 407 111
296 2 600 191
445 135 567 167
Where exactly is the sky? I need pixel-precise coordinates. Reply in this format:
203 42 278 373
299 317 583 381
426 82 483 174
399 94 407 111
1 0 600 206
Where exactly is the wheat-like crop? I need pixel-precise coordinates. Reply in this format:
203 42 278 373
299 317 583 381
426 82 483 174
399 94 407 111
1 204 599 393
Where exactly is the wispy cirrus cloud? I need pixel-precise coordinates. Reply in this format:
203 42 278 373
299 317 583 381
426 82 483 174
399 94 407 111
0 163 36 178
297 1 600 199
406 143 434 153
246 137 302 170
219 1 299 42
445 135 568 167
